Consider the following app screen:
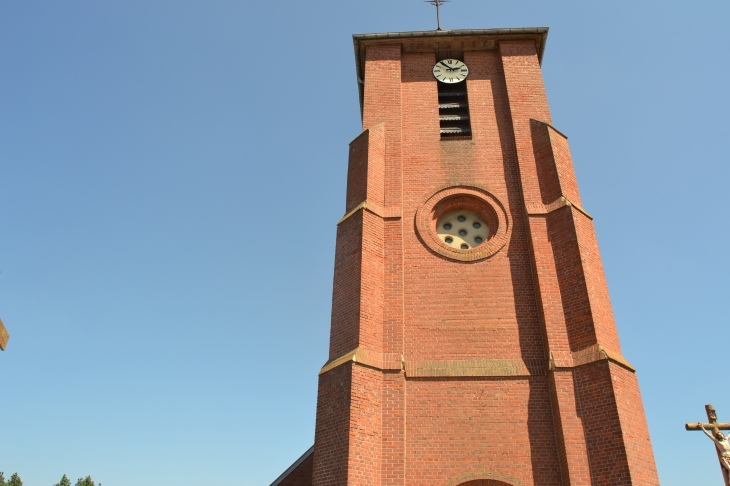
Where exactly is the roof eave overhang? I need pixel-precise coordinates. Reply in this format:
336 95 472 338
352 27 549 117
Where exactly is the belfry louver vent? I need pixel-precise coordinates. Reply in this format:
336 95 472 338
438 83 472 140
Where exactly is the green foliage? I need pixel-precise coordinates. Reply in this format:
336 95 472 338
54 475 72 486
74 477 97 486
7 473 22 486
0 472 98 486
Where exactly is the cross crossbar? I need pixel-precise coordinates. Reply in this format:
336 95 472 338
686 423 730 431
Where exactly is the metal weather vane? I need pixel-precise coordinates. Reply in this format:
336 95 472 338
426 0 450 31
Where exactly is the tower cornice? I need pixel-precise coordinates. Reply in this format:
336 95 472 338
352 27 549 115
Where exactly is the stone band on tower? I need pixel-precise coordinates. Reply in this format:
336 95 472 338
272 28 660 486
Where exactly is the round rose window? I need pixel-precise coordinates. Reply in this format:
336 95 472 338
437 210 490 250
415 185 510 262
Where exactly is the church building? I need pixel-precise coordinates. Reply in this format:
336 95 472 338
271 27 660 486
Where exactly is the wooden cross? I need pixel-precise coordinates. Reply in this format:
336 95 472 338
686 404 730 485
0 318 8 351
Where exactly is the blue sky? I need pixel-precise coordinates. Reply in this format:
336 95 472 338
1 1 728 485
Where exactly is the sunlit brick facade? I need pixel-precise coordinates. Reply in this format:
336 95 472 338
271 28 659 486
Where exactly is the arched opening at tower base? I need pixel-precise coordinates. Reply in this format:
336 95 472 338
454 479 519 486
445 471 524 486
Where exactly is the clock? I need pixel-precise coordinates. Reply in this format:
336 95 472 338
433 59 469 84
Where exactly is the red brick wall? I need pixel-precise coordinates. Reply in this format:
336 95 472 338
548 370 592 485
547 127 582 207
362 45 402 210
308 33 659 486
548 207 599 353
358 209 385 356
610 365 661 485
572 213 622 355
401 48 543 364
500 40 552 209
334 207 386 358
381 371 405 485
574 361 632 485
328 211 364 359
406 378 561 485
313 364 352 486
348 365 383 486
347 124 386 213
278 452 314 486
346 130 371 212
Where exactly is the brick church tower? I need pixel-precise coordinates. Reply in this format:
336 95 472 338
270 28 660 486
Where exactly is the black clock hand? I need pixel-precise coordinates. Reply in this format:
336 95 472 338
439 61 457 71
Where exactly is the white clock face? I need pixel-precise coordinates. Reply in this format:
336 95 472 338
433 59 469 84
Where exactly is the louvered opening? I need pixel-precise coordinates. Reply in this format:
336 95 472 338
438 82 472 140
